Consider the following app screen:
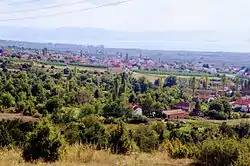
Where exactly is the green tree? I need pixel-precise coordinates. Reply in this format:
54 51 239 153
0 92 15 108
133 125 159 152
204 74 209 90
45 96 63 113
113 76 121 100
140 93 154 116
22 120 63 162
235 77 240 92
164 76 177 88
109 121 134 154
221 74 228 92
190 77 197 97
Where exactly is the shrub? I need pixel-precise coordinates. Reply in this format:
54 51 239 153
45 96 63 113
166 122 176 131
127 114 148 124
64 122 82 145
133 125 159 152
206 110 228 120
0 123 13 147
150 121 167 143
22 120 63 162
51 107 79 124
196 138 246 166
64 116 109 149
160 139 192 159
104 117 118 124
0 93 15 108
233 123 250 139
81 116 109 149
0 120 36 147
109 121 135 154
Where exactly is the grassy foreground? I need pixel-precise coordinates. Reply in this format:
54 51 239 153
0 145 192 166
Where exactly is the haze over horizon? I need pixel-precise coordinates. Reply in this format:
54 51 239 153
0 0 250 52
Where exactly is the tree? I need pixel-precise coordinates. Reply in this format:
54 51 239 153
45 96 63 113
103 101 128 118
133 125 159 152
221 74 228 91
197 138 248 166
0 93 15 108
164 76 177 88
209 100 224 112
80 116 109 149
113 76 121 100
235 77 240 92
109 121 134 154
204 74 209 90
0 123 13 147
154 77 163 89
190 77 197 97
22 120 63 162
140 93 154 116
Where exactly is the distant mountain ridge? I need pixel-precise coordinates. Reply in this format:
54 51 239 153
0 26 230 51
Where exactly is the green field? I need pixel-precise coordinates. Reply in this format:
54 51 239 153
175 118 250 132
133 72 220 82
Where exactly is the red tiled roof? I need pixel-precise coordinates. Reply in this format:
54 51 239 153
197 95 210 99
235 100 250 105
163 109 188 115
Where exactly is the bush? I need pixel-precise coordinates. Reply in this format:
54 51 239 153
45 96 63 113
127 114 148 124
150 121 167 143
109 121 135 154
51 107 79 124
160 139 192 159
196 138 249 166
0 123 13 147
241 113 250 119
0 120 36 147
0 93 15 108
22 120 63 162
233 123 250 139
231 112 240 119
133 125 159 152
166 122 176 131
81 116 109 149
104 117 118 124
206 110 228 120
64 116 109 149
64 122 82 145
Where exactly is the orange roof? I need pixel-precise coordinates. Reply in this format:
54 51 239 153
163 109 188 115
197 95 211 99
235 100 250 105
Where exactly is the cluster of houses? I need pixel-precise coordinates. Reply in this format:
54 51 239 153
0 46 223 74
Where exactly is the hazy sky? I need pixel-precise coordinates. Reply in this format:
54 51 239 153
1 0 250 52
0 0 249 32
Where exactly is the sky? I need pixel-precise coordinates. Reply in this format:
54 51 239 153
0 0 250 51
0 0 249 32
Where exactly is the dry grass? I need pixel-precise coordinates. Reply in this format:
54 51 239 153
0 145 193 166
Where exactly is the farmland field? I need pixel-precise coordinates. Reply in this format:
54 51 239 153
133 71 220 82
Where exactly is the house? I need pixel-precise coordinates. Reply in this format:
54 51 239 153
173 102 190 112
197 95 214 102
133 105 143 115
162 109 189 120
233 100 250 112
